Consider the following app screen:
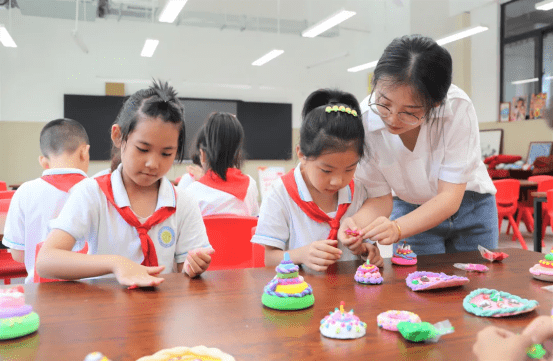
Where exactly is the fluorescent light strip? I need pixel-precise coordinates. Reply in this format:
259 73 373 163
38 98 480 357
141 39 159 57
347 60 378 73
252 49 284 66
302 9 356 38
436 25 488 46
536 0 554 10
511 78 539 85
159 0 188 23
0 25 17 48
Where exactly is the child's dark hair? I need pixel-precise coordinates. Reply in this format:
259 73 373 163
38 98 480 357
372 34 452 120
198 112 244 181
189 128 205 167
110 80 185 171
40 118 89 158
300 89 365 159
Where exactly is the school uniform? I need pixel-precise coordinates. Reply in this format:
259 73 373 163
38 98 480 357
50 164 210 273
251 164 370 262
177 173 195 190
186 168 259 217
2 168 88 283
357 84 498 255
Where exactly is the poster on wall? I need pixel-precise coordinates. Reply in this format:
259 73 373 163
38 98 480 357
529 93 547 119
510 95 528 121
499 102 510 122
479 129 503 160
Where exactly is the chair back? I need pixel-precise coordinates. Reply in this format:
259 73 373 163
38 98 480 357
0 181 7 191
537 179 554 193
546 189 554 222
0 199 10 213
0 191 15 200
493 179 520 213
34 242 89 283
203 214 259 271
528 175 553 184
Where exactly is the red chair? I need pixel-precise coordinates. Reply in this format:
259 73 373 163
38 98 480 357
250 226 265 268
0 250 27 285
34 242 89 283
511 175 553 235
512 177 552 245
546 190 553 238
0 191 15 200
0 181 7 191
494 179 527 250
174 176 182 185
203 214 260 271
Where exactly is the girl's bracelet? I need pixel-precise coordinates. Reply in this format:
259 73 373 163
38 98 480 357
393 220 402 240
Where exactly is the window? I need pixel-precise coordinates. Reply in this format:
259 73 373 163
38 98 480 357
501 0 553 108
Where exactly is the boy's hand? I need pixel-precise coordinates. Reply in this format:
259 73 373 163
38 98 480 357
184 248 215 278
112 257 165 287
338 217 364 253
299 239 342 272
361 243 384 267
473 326 533 361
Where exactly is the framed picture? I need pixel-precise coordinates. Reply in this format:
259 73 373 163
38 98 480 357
499 102 510 122
511 95 528 121
529 93 547 119
527 141 553 165
479 129 503 160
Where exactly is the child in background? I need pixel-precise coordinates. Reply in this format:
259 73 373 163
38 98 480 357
251 89 383 272
36 81 213 287
185 112 259 217
177 131 205 189
2 118 90 283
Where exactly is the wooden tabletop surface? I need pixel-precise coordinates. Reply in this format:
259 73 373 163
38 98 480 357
0 248 551 361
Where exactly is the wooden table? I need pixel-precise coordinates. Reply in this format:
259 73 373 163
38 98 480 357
531 191 548 253
0 249 551 361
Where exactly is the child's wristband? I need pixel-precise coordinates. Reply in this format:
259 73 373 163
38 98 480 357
393 220 402 240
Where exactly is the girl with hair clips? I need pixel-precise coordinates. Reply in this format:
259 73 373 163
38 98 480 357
339 34 497 256
37 81 214 287
185 112 259 217
252 89 383 272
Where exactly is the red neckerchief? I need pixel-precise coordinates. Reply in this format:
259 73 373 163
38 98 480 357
95 174 177 267
41 173 86 193
197 168 250 201
281 169 354 241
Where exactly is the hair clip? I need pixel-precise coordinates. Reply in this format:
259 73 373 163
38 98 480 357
325 105 358 117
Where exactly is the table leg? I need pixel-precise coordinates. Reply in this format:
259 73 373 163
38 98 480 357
533 197 543 252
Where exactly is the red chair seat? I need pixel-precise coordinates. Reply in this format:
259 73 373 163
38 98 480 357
494 179 527 250
0 250 27 284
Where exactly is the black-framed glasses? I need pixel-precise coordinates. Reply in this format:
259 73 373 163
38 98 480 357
368 94 425 126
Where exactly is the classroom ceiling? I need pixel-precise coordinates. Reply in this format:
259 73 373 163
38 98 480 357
10 0 498 39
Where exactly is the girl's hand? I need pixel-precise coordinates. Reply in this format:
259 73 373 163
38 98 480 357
473 326 533 361
338 217 364 254
361 243 384 267
361 216 400 245
184 248 215 278
112 257 165 287
522 315 553 358
299 239 342 272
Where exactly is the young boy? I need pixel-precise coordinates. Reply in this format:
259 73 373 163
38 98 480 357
2 118 90 283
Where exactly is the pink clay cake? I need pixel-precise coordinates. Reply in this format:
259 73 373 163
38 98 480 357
392 242 417 266
529 248 553 282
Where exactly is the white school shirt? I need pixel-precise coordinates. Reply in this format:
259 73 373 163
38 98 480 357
356 84 496 205
50 164 210 274
2 168 88 284
185 175 260 217
177 173 195 190
251 164 369 262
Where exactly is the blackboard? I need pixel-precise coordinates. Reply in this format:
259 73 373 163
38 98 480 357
64 95 292 161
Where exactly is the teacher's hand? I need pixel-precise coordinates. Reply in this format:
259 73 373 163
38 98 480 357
361 216 400 245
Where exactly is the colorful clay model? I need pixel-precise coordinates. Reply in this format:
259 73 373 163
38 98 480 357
84 352 112 361
453 263 489 273
406 271 469 291
377 310 421 331
0 286 40 340
355 259 383 285
529 248 553 282
478 245 509 262
136 346 235 361
320 301 367 339
396 320 455 343
261 253 315 310
392 241 417 266
345 229 360 237
463 288 539 317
